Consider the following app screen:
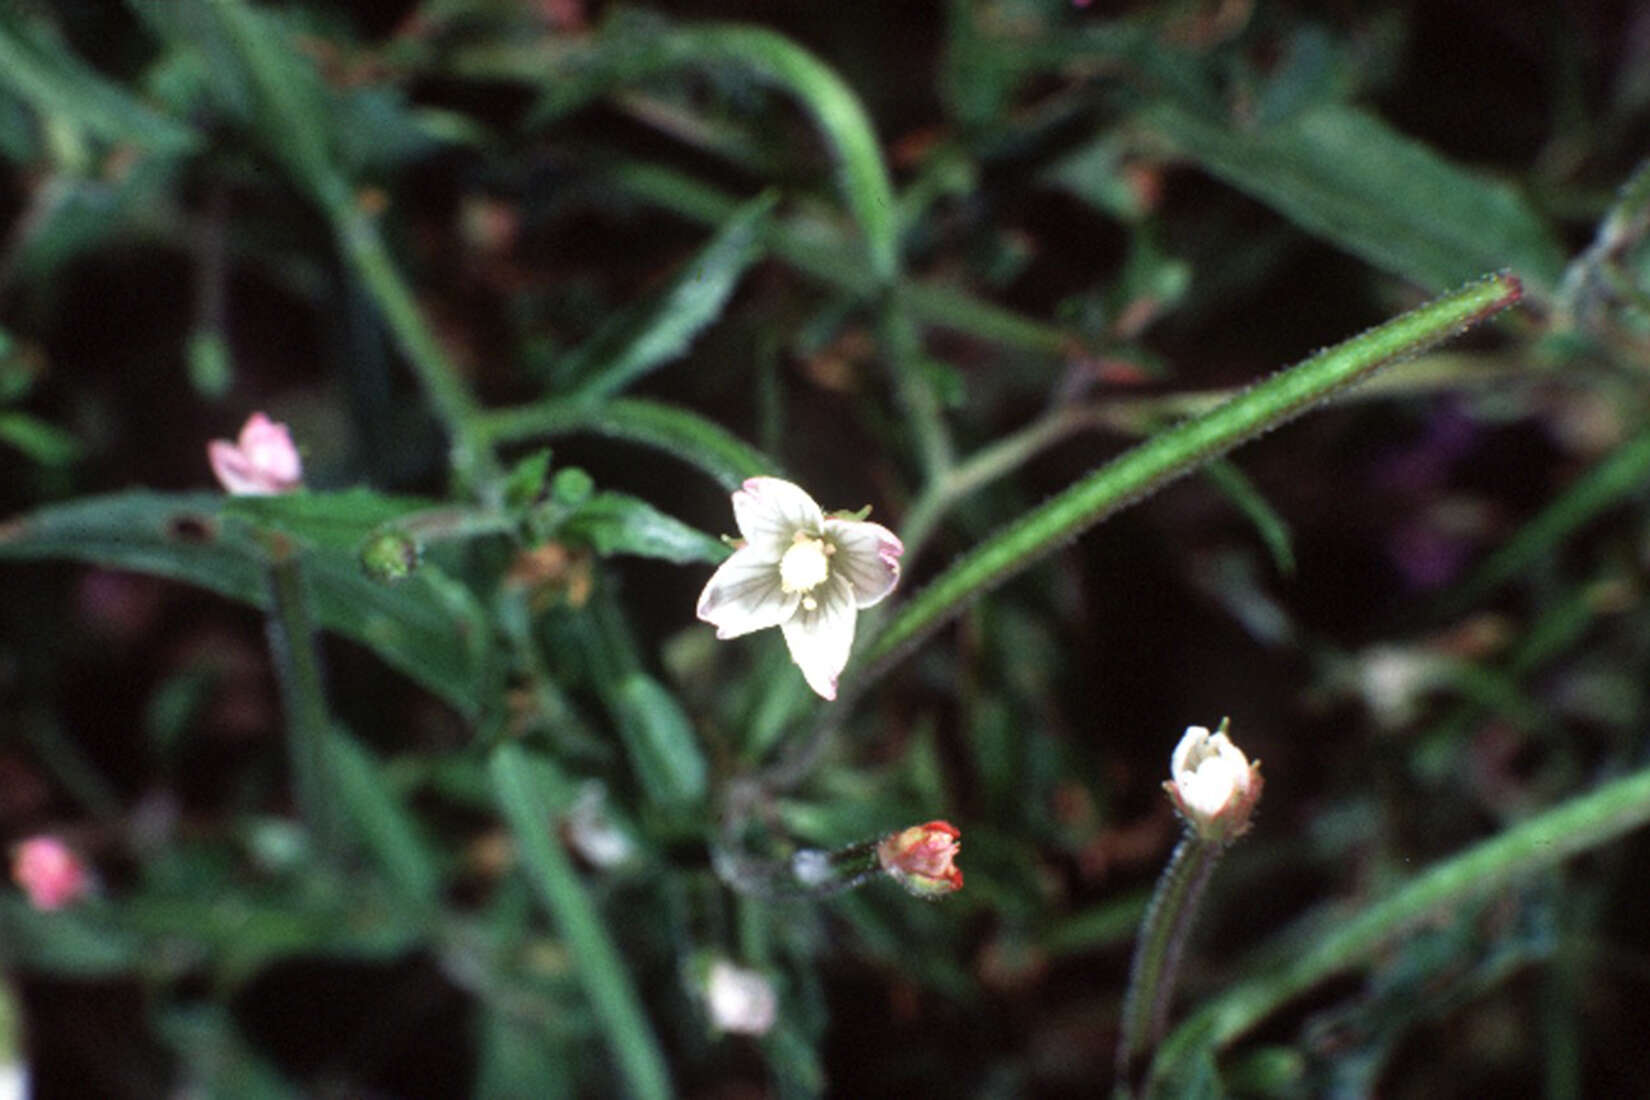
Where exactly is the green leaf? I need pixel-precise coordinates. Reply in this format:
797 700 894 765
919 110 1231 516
1201 458 1295 575
0 409 80 466
138 0 341 205
489 745 673 1100
0 897 138 975
223 489 441 552
563 192 776 400
1139 101 1566 296
610 672 708 807
561 492 730 565
0 13 196 152
0 491 488 714
480 397 776 490
324 729 442 915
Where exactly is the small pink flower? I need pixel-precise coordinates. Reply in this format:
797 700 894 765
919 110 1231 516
11 835 90 911
207 412 303 495
877 820 963 898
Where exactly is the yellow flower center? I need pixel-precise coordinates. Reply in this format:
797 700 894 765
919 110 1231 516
779 534 832 609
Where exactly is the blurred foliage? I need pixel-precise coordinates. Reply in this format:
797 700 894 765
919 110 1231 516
3 1 1650 1097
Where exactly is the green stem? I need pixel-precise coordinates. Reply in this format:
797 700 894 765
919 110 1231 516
901 403 1104 565
332 206 501 495
263 538 339 859
863 274 1523 678
1116 832 1223 1094
490 744 673 1100
881 289 954 482
1145 757 1650 1093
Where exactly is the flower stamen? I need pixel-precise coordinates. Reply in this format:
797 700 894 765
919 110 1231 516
779 533 832 604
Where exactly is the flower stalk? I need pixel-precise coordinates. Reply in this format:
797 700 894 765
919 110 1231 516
1116 721 1261 1094
264 536 341 860
714 816 963 900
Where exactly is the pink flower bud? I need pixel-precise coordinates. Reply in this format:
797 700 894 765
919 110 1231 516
1164 722 1263 844
11 835 90 911
877 820 963 898
207 412 303 495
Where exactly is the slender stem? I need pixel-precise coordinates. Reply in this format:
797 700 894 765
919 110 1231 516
902 403 1103 566
1115 832 1224 1094
712 834 883 899
881 289 954 482
1146 756 1650 1092
862 274 1523 680
332 204 502 497
263 537 339 859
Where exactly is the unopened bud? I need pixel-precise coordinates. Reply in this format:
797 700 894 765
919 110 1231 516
1164 720 1262 843
876 820 963 898
360 529 421 584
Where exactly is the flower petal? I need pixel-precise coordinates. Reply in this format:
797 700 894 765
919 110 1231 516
824 517 903 608
207 439 267 495
732 477 823 558
780 574 857 699
696 546 800 638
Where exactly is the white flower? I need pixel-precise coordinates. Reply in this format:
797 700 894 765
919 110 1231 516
1164 721 1262 843
703 959 778 1036
696 477 902 700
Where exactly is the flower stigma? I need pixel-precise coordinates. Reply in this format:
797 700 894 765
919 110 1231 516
779 532 833 608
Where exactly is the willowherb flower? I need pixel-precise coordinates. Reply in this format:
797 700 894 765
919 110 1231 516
1163 721 1262 844
207 412 303 495
10 835 90 911
703 958 778 1036
696 477 902 700
877 819 964 898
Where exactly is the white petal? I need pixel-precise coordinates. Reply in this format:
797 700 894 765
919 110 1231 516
780 574 857 699
732 477 824 557
696 547 799 638
824 518 903 608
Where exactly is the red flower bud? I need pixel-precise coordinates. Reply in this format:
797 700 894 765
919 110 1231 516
877 820 963 898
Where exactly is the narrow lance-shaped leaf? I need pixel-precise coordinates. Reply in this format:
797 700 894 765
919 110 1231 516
0 492 489 715
560 492 730 566
0 12 197 151
563 192 776 400
1139 101 1566 297
478 397 779 491
489 745 673 1100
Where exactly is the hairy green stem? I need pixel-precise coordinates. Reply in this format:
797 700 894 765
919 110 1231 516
263 539 339 859
1116 832 1224 1094
1146 757 1650 1093
864 274 1522 677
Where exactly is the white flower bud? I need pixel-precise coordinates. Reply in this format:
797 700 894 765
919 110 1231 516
1164 721 1262 843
